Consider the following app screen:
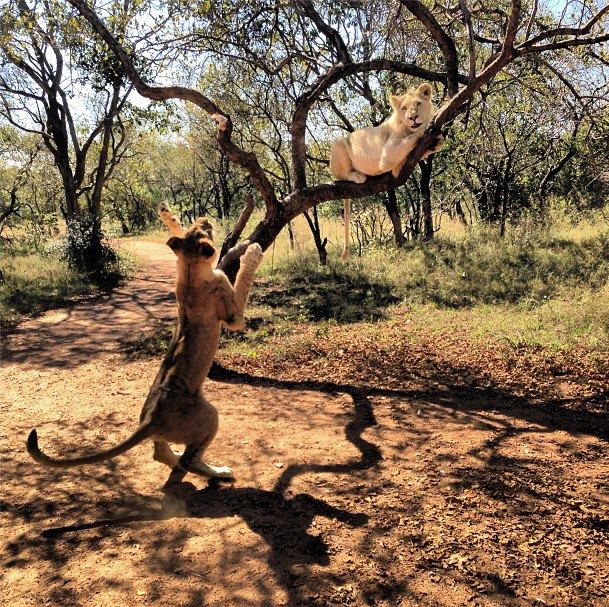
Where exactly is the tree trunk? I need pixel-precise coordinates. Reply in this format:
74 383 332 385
383 188 405 247
303 206 328 265
454 199 468 225
287 222 296 250
420 159 434 241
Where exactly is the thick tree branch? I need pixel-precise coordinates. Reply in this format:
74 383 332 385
502 0 522 52
399 0 459 96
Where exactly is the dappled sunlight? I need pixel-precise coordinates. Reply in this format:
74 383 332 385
1 238 608 607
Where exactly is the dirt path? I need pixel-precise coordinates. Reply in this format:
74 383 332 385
1 239 608 607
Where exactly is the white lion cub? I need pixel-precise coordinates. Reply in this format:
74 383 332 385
329 82 441 182
329 82 443 259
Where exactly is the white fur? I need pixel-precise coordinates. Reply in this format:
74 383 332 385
329 83 444 259
329 83 438 183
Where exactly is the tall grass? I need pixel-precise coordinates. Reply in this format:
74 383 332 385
255 213 609 352
269 228 609 307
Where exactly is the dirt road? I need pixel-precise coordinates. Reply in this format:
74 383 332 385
1 238 608 607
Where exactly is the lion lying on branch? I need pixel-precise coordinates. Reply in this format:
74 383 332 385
27 205 263 482
329 82 444 259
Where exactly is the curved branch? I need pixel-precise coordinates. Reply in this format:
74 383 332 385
521 33 609 53
399 0 459 96
295 0 350 63
64 0 279 212
521 4 609 48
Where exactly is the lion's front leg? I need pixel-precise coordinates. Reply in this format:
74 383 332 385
421 134 445 160
233 243 264 314
217 244 263 330
379 134 419 175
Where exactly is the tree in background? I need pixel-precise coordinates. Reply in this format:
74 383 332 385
0 0 136 279
60 0 608 278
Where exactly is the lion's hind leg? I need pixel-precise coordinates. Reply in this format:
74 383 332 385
330 138 367 184
153 440 181 469
178 443 235 481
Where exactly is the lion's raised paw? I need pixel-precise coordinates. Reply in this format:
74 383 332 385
242 243 263 266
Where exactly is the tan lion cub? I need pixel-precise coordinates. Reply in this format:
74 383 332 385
27 205 263 482
329 82 443 258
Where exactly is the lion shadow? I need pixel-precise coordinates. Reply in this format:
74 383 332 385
41 480 368 606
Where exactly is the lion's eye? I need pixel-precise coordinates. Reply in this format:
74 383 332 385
416 101 422 107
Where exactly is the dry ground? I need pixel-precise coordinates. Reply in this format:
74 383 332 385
1 238 608 607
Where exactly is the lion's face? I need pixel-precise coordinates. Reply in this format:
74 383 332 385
167 218 218 265
389 83 434 133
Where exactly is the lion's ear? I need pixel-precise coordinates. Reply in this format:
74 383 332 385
198 238 216 258
389 94 401 110
417 83 433 99
166 237 183 255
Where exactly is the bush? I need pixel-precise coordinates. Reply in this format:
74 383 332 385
65 217 124 287
359 229 609 308
258 253 399 322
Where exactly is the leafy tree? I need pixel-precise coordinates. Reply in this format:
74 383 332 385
0 0 136 278
16 0 607 278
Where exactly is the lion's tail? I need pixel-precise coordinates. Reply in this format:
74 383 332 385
27 423 153 469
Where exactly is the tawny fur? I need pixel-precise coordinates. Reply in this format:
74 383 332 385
329 82 444 259
27 204 263 482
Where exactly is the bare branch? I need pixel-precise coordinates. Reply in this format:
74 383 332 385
459 0 476 82
525 0 538 40
219 193 256 260
399 0 459 96
295 0 351 63
64 0 280 211
522 4 609 47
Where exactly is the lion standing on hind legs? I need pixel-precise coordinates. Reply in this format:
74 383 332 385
329 82 444 259
27 204 263 484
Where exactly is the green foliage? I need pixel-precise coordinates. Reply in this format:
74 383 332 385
65 217 125 286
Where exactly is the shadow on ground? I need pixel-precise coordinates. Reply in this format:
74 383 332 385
4 361 608 606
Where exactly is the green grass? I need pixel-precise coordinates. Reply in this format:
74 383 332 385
253 222 609 355
257 256 399 323
115 210 609 360
357 229 609 307
0 253 93 332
